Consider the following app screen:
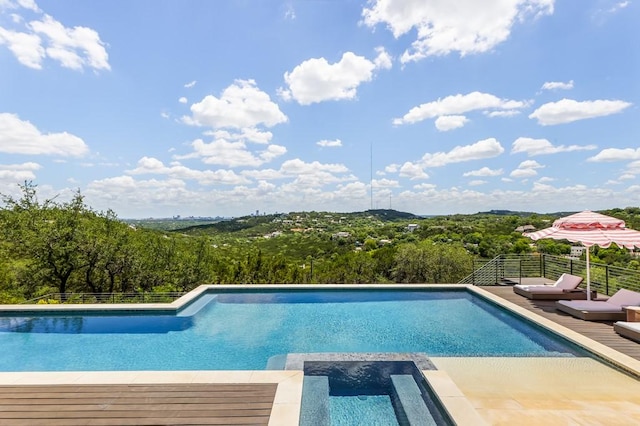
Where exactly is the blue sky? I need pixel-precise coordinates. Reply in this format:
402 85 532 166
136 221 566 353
1 0 638 218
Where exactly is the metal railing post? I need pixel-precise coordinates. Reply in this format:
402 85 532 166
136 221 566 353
606 265 610 295
519 259 522 284
570 259 573 275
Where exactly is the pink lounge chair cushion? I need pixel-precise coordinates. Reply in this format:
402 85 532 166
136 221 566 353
554 274 583 290
615 322 640 333
513 274 582 291
522 287 565 294
558 289 640 312
607 289 640 307
557 300 623 312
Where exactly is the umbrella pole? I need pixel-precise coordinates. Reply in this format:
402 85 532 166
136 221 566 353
586 246 591 301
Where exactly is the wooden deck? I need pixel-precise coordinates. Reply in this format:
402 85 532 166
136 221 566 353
481 285 640 361
0 383 277 426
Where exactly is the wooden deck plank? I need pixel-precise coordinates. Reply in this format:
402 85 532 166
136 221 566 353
0 383 277 426
480 286 640 360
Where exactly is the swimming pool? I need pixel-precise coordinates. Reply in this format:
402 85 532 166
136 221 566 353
0 288 587 372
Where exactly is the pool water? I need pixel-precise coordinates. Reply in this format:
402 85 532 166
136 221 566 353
0 290 585 371
330 396 399 426
300 360 451 426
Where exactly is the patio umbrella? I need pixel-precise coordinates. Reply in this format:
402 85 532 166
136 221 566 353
524 211 640 300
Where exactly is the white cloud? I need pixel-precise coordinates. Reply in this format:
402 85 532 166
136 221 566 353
413 183 437 191
179 97 187 104
0 4 109 71
541 80 574 91
510 159 544 178
279 51 386 105
317 139 342 147
181 138 287 168
510 168 538 178
334 181 368 199
30 14 109 71
463 167 503 177
362 0 554 62
627 161 640 173
237 159 356 193
484 110 521 118
373 46 393 70
421 138 504 168
511 137 597 156
372 178 399 188
529 98 632 125
536 176 555 183
184 80 197 88
399 162 429 180
435 115 469 131
260 144 288 163
204 128 273 144
277 159 356 189
394 92 527 126
0 27 44 68
518 159 544 169
619 173 636 180
280 158 349 175
385 164 399 173
1 1 41 12
0 112 88 156
127 157 249 185
183 79 288 129
468 180 487 186
588 147 640 162
85 176 197 214
0 161 41 182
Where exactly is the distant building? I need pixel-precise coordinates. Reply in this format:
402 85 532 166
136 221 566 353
515 225 536 233
407 224 419 232
333 231 351 238
570 246 586 258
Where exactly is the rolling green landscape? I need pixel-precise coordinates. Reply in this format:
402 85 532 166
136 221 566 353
1 182 639 304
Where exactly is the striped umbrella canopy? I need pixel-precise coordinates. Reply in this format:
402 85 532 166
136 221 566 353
524 211 640 300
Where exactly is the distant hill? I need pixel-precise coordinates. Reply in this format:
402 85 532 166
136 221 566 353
476 209 538 217
364 209 420 221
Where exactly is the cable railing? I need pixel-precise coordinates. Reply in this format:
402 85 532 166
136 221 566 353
23 292 186 305
460 253 640 296
458 254 541 286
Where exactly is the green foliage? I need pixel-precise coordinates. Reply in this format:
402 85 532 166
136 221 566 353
392 241 473 283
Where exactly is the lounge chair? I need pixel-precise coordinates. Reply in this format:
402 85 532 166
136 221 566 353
556 289 640 321
513 273 586 300
613 322 640 342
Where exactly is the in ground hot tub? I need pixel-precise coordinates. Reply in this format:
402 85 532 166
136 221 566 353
286 353 454 426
